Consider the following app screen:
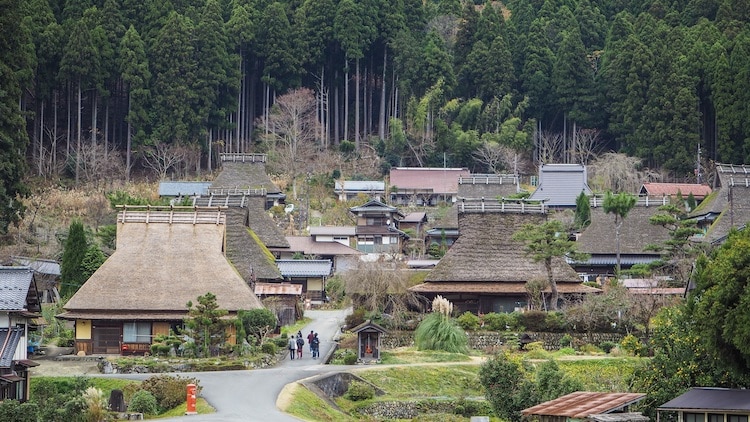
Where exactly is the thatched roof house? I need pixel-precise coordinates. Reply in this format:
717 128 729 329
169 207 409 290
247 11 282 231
60 207 263 355
689 163 750 244
574 199 672 278
410 203 598 313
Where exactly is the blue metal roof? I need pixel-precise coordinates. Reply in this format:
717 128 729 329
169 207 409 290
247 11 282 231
11 256 60 276
0 266 34 310
568 255 661 266
529 164 592 207
158 181 212 196
276 260 333 277
335 181 385 192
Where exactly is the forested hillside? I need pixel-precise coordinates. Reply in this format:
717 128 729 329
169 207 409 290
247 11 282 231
3 0 750 224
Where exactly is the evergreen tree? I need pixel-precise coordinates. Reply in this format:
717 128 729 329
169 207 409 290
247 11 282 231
60 220 88 297
119 25 151 178
185 292 229 357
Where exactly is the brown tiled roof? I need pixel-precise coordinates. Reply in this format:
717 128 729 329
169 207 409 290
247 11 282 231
63 214 264 316
522 392 646 418
424 213 582 283
390 168 470 194
576 206 670 255
640 183 711 199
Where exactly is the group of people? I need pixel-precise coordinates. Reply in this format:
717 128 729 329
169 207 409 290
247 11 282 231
288 330 320 360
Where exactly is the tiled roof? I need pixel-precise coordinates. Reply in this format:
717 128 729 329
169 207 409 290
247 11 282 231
276 260 333 277
0 327 24 368
522 392 646 418
335 181 385 192
11 257 60 276
389 167 470 194
281 236 363 256
658 388 750 412
401 212 427 223
349 199 401 214
309 226 357 236
0 266 34 310
158 181 212 196
528 164 592 207
640 182 711 198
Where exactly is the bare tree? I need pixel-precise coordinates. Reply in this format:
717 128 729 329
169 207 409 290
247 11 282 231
473 142 512 174
140 141 188 180
537 131 564 164
74 142 126 186
588 152 659 192
571 128 603 165
343 261 425 326
258 87 320 200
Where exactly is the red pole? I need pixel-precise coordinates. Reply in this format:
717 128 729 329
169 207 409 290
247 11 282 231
186 383 197 415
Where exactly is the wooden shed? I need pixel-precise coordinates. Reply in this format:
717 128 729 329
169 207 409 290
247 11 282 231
351 320 387 363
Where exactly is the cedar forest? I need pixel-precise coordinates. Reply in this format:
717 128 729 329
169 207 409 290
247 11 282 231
2 0 750 229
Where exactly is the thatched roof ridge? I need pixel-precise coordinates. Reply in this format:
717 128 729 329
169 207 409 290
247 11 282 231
702 185 750 242
425 213 581 283
212 159 281 194
576 206 671 255
410 281 600 294
224 208 282 282
64 219 263 315
244 196 289 248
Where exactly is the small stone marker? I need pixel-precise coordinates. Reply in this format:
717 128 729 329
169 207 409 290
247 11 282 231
109 389 126 412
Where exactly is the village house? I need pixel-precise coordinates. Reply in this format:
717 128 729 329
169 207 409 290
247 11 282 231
10 256 60 303
658 387 750 422
410 198 599 314
528 164 592 207
271 236 362 273
349 199 409 254
689 163 750 244
0 266 41 402
389 167 470 206
334 180 385 202
58 207 264 355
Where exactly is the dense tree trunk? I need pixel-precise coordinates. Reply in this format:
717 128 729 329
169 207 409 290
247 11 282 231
379 49 386 141
355 58 360 149
344 58 349 142
75 80 81 186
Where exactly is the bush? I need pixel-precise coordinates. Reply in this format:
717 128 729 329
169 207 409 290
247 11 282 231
345 307 367 329
273 336 288 349
345 381 375 401
0 400 39 422
483 312 518 331
517 310 547 331
599 341 617 354
578 343 604 354
620 334 646 356
261 342 277 355
457 311 480 331
559 333 573 347
128 390 158 415
140 374 201 412
544 312 567 332
343 351 358 365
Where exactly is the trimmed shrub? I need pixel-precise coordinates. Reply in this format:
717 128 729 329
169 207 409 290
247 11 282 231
345 381 375 401
261 342 277 355
343 351 358 365
517 310 547 331
128 390 158 415
599 341 617 354
457 311 480 331
483 312 511 331
140 374 201 411
559 333 573 347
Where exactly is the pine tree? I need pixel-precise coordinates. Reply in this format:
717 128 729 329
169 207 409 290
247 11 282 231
60 220 88 297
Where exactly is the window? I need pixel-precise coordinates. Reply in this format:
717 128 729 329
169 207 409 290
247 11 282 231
708 414 724 422
728 416 748 422
685 414 705 422
123 322 151 343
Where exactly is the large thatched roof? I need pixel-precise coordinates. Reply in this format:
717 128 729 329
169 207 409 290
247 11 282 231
212 154 281 194
224 208 282 282
576 205 671 255
424 212 583 285
689 163 750 243
61 211 263 320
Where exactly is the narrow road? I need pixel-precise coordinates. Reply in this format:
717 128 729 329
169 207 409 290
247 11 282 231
104 308 351 422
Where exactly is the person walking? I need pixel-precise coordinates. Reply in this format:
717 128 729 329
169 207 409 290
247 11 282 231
288 335 297 360
311 333 320 359
307 330 314 353
296 335 304 359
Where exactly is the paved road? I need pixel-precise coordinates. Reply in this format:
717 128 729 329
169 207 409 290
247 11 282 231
105 308 351 421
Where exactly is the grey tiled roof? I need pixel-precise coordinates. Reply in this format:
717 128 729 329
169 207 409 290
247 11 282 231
276 260 333 277
0 266 34 310
11 257 60 276
158 181 212 196
528 164 592 207
0 327 23 367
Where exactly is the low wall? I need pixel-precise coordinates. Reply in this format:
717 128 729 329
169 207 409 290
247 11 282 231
382 331 626 351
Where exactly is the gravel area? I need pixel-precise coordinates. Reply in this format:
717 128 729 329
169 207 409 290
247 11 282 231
30 357 102 377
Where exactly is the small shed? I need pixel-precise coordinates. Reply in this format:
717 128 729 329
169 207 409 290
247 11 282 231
351 320 387 363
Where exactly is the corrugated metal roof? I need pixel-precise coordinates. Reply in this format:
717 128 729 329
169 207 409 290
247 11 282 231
158 181 212 196
11 256 60 276
569 255 661 266
335 181 385 192
390 167 470 194
280 236 363 256
658 388 750 412
0 327 24 368
522 392 646 419
254 282 302 296
0 266 34 310
309 226 357 236
276 260 333 277
529 164 592 207
640 182 711 198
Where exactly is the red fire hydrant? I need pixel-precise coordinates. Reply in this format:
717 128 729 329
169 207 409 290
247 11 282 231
186 383 197 415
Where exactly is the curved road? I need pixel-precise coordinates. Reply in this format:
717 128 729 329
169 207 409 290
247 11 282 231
106 308 351 421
